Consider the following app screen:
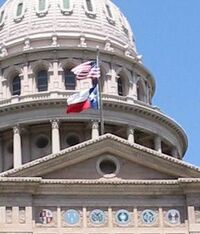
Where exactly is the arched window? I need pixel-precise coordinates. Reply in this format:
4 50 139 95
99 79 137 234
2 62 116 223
36 70 48 92
60 0 73 14
63 0 70 9
16 2 23 17
106 4 113 19
84 0 96 15
12 75 21 96
0 10 5 26
64 69 76 90
38 0 46 12
137 80 145 102
86 0 93 12
117 77 124 96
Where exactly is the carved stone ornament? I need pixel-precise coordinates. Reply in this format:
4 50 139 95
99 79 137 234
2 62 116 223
51 120 59 129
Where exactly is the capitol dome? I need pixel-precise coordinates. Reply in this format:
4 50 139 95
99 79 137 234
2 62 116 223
0 0 187 174
0 0 136 58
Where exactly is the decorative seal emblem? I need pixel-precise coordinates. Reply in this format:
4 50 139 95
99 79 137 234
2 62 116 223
141 209 157 225
39 209 53 224
166 209 180 224
90 209 105 225
115 209 130 225
64 209 80 225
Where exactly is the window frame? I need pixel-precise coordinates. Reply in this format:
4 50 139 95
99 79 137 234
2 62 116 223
35 0 49 16
117 77 124 96
0 9 5 28
105 3 115 25
84 0 96 17
64 68 76 90
36 69 48 92
14 0 25 22
60 0 73 15
11 75 21 96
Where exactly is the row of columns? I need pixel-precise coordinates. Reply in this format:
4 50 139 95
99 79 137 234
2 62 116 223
0 121 179 170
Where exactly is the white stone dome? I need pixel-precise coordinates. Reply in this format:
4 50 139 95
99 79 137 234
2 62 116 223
0 0 136 58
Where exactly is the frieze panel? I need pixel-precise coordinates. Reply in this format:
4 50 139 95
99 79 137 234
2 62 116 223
35 207 57 227
61 207 82 227
137 208 159 227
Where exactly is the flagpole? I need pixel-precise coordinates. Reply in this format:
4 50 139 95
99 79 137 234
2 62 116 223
96 47 104 135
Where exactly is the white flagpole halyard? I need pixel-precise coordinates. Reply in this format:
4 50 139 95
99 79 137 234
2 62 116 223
96 48 104 135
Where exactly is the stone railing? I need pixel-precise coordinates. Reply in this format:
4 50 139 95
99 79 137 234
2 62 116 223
0 91 159 111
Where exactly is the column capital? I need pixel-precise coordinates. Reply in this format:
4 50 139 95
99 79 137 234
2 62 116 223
13 125 20 134
127 125 135 134
91 120 99 130
50 119 60 129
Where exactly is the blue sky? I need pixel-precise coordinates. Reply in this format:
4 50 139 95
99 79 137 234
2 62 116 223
113 0 200 166
0 0 200 166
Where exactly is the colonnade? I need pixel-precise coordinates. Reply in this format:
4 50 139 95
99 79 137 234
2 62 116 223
0 120 179 172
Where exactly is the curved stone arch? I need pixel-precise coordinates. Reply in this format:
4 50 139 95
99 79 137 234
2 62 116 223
136 77 147 102
98 63 108 92
31 60 50 92
115 67 131 96
59 59 80 71
116 67 132 84
31 60 51 75
3 65 22 81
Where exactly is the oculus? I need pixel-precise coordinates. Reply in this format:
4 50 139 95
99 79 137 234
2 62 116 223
35 135 49 148
97 156 120 178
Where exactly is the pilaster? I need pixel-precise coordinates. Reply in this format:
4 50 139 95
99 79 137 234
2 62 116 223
91 121 99 139
51 119 60 154
13 125 22 168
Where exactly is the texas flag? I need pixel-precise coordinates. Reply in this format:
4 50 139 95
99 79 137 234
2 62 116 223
66 85 99 113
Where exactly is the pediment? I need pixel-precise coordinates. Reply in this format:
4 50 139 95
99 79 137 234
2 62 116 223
1 134 200 179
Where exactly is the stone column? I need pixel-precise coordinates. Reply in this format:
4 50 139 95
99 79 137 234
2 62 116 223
0 135 3 172
0 69 3 100
132 72 138 100
127 126 135 144
22 62 29 95
13 125 22 168
91 121 99 139
154 135 162 153
51 119 60 154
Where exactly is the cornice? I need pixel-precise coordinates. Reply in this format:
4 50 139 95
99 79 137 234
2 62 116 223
0 134 197 178
0 92 187 155
0 177 200 195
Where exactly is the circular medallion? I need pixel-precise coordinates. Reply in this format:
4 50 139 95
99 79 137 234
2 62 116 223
64 209 80 225
90 209 105 225
166 209 180 224
141 209 157 225
115 209 130 225
39 209 53 224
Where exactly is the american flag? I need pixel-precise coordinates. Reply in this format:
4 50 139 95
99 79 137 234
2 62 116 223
71 61 100 80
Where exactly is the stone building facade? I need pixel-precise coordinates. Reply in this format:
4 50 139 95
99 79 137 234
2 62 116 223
0 0 199 234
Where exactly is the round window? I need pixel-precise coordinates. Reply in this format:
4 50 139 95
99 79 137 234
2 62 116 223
99 159 117 174
66 135 80 146
97 156 120 178
35 135 49 148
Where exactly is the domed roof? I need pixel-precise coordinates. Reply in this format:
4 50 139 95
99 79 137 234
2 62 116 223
0 0 137 58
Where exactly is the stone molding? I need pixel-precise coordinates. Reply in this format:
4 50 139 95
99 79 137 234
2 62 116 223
0 176 200 195
0 93 187 156
0 134 197 178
